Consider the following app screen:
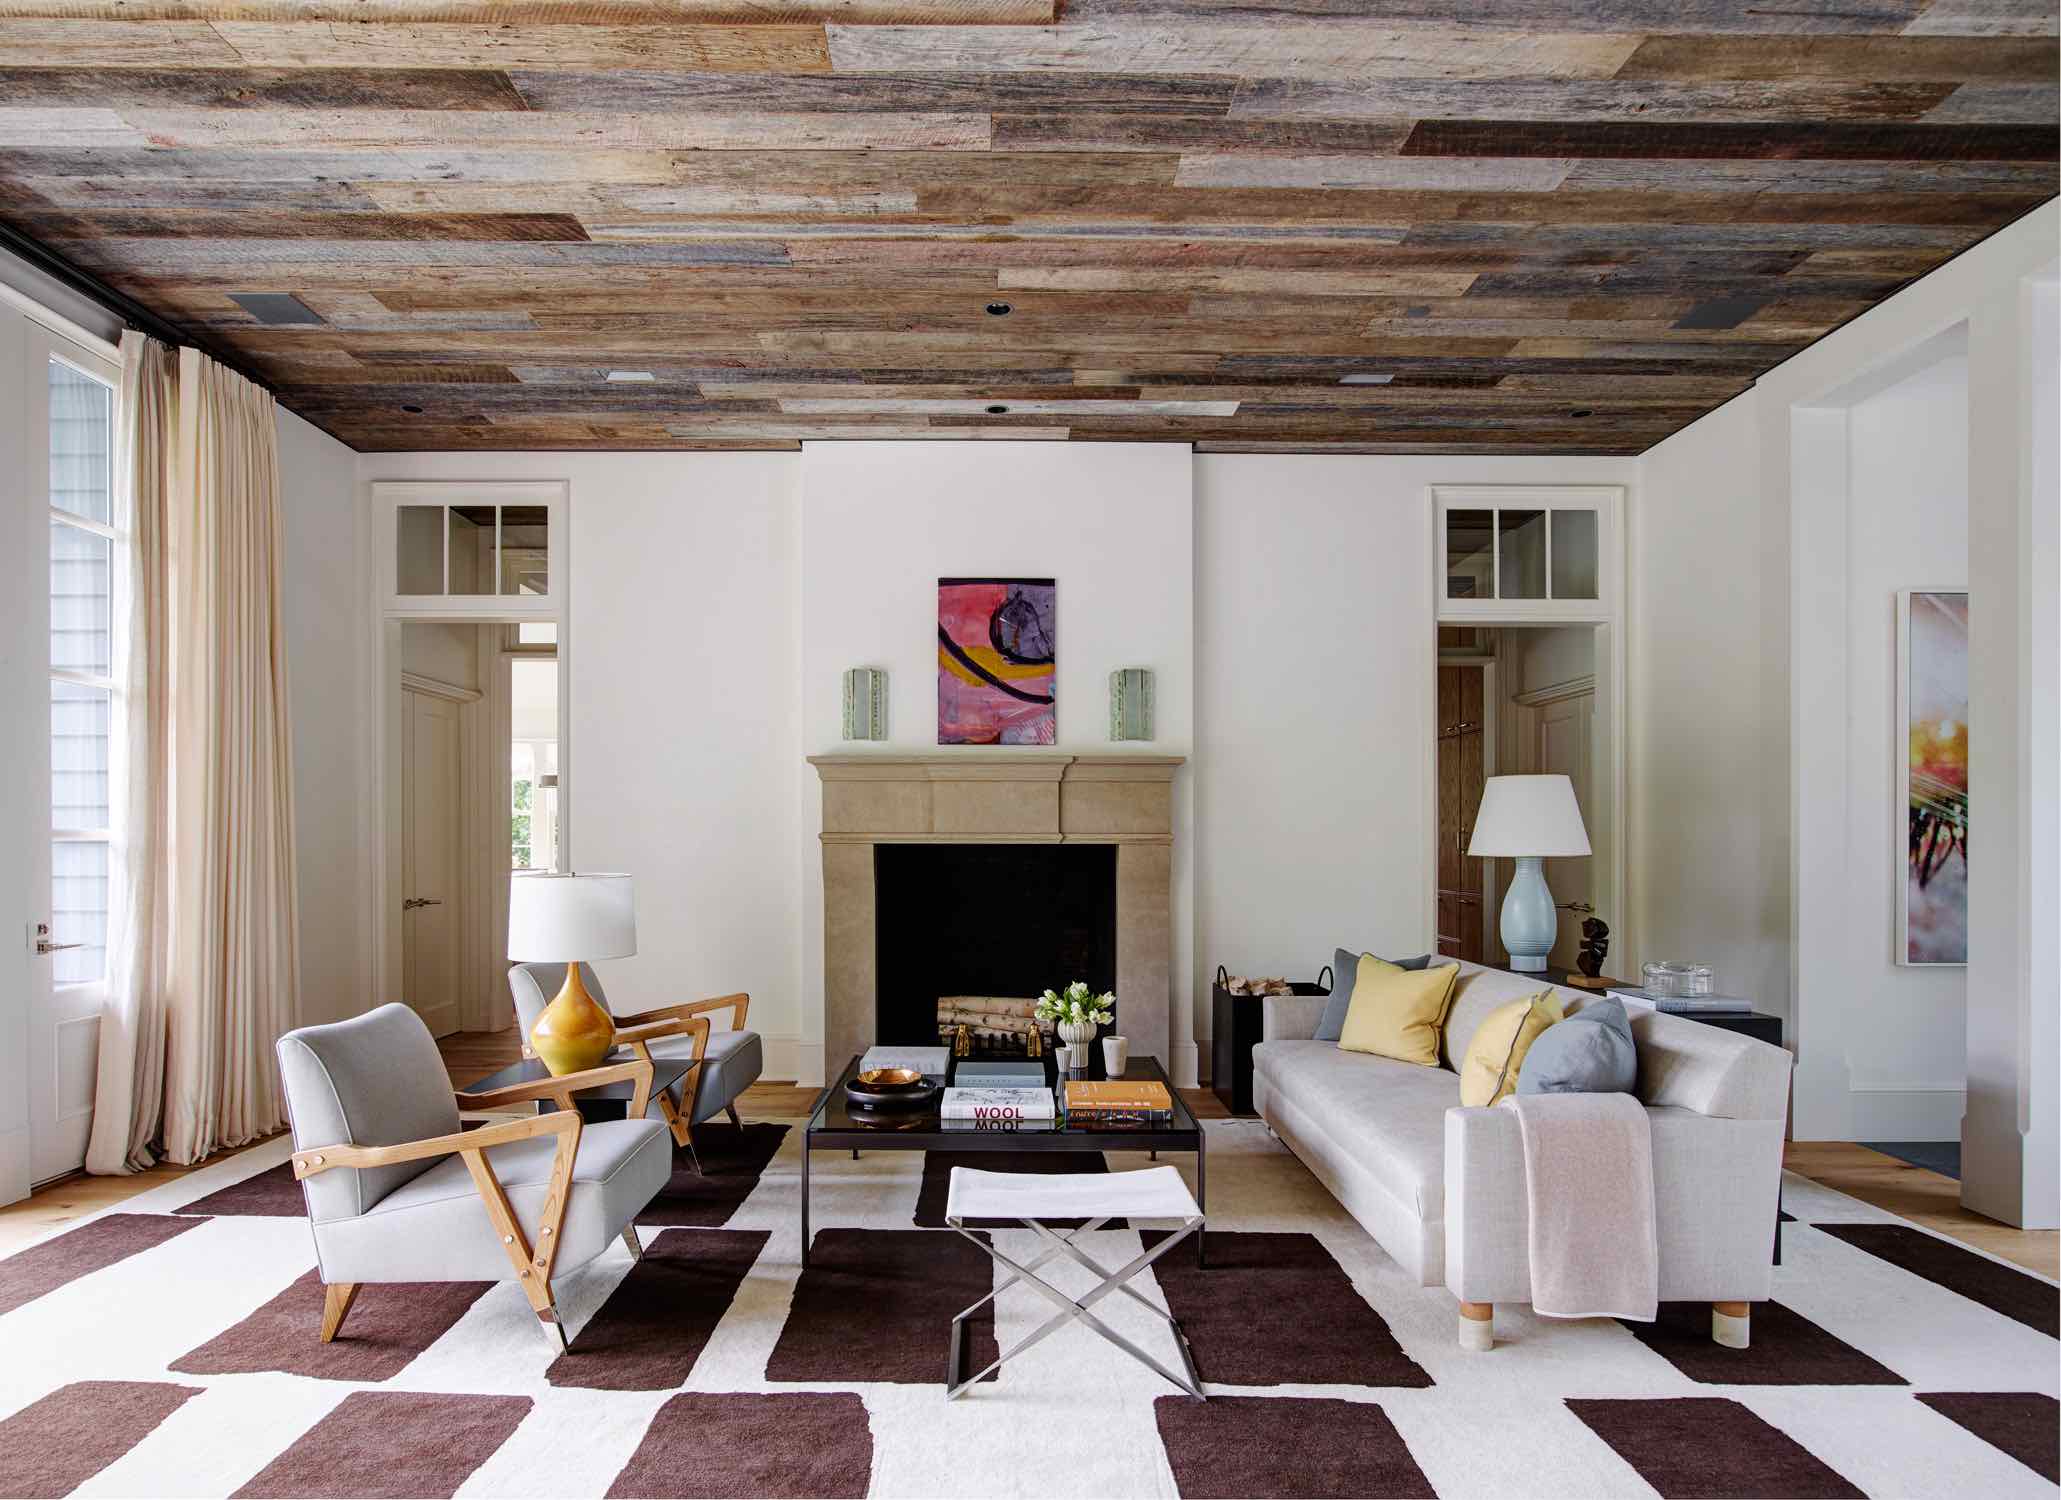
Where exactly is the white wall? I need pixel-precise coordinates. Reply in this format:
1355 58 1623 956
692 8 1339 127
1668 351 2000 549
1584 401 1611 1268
356 450 805 1074
275 408 367 1028
796 441 1195 1085
400 620 481 693
1194 455 1633 1043
1511 625 1594 697
1634 200 2058 1224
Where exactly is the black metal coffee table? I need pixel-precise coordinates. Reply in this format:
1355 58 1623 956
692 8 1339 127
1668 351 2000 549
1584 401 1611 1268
802 1052 1205 1267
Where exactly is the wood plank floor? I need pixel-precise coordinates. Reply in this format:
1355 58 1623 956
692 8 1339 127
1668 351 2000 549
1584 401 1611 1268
1 1032 2043 1280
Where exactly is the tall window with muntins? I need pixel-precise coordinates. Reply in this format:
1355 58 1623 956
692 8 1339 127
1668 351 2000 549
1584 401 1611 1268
48 359 116 986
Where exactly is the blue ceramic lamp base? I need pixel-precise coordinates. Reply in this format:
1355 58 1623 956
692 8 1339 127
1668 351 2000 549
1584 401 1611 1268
1500 856 1558 973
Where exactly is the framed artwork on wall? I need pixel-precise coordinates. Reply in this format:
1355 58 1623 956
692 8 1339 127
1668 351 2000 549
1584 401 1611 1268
1897 588 1969 966
938 577 1055 745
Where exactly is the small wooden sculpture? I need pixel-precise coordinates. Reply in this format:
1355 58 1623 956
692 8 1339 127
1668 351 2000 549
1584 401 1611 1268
1570 917 1612 986
1024 1024 1044 1058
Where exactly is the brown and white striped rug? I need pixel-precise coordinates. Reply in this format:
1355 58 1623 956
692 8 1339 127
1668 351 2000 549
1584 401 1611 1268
1 1119 2054 1499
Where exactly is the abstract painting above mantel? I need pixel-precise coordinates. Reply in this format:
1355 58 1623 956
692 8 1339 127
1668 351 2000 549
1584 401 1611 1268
938 577 1055 746
1899 588 1968 967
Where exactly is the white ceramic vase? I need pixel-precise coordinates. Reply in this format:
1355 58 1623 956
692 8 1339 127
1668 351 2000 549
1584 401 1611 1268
1057 1019 1098 1060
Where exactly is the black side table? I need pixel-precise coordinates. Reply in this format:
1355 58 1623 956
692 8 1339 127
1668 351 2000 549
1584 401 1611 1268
461 1052 695 1124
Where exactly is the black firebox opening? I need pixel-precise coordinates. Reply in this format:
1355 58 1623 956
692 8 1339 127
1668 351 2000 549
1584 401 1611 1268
873 843 1117 1050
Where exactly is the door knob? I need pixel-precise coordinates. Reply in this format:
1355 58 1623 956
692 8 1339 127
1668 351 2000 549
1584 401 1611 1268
32 921 81 955
402 897 443 911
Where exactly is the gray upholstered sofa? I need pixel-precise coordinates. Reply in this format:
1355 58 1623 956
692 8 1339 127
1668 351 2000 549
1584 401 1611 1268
1253 959 1791 1349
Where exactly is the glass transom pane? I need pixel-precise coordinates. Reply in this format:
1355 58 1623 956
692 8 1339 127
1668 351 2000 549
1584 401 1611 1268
49 360 112 525
396 504 444 594
51 838 108 985
1550 510 1600 600
51 520 112 676
52 680 111 832
499 505 549 596
1498 510 1547 599
1445 509 1494 601
448 505 497 595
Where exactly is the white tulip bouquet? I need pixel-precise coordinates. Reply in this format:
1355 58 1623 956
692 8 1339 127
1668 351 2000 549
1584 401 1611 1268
1035 980 1115 1028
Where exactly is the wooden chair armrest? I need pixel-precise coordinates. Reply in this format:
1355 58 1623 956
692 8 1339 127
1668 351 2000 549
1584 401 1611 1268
613 1014 711 1055
454 1058 655 1120
292 1109 576 1179
615 992 750 1034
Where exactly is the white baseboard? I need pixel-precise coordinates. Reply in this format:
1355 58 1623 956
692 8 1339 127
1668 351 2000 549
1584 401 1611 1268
1849 1083 1966 1141
766 1036 823 1089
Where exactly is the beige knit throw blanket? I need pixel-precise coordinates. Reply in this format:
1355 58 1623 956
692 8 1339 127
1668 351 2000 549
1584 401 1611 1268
1504 1092 1659 1321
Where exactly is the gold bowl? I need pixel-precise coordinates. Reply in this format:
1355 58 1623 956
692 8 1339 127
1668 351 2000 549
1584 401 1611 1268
855 1066 926 1090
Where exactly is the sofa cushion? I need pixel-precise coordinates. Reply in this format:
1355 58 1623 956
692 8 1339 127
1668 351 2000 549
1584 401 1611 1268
1315 948 1430 1042
1459 991 1564 1107
1440 963 1586 1071
1520 997 1637 1095
1338 956 1460 1067
1252 1040 1460 1217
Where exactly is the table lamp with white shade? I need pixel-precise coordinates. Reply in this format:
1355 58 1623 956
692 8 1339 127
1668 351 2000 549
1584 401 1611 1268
1467 775 1591 973
508 871 636 1075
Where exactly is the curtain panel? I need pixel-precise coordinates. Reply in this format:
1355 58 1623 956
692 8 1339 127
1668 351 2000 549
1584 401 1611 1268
87 336 301 1172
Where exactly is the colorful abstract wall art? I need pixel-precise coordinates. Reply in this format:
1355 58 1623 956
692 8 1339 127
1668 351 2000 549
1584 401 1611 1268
1898 589 1968 966
938 577 1056 745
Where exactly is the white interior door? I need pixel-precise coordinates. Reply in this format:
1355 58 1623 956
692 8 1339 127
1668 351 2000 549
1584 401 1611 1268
27 333 120 1184
402 689 461 1037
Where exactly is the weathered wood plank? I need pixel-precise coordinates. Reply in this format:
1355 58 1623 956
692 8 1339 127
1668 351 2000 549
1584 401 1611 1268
112 107 990 149
1060 0 1931 33
0 19 244 64
1173 156 1573 190
1613 34 2058 81
0 65 528 109
1903 0 2058 36
1923 82 2061 122
1400 118 2060 160
0 107 152 148
208 22 838 71
27 209 593 239
1229 77 1962 122
1561 159 2058 192
824 23 1645 79
990 113 1412 154
0 0 1051 18
997 267 1479 294
508 67 1237 113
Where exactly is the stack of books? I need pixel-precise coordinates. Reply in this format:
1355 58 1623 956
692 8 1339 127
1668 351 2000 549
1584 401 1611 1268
939 1086 1055 1123
1065 1079 1175 1126
950 1059 1049 1090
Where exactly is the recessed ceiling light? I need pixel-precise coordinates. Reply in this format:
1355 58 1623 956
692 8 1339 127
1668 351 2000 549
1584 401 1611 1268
985 301 1012 316
986 404 1010 414
606 370 657 383
1340 373 1394 385
400 403 424 414
1570 408 1594 418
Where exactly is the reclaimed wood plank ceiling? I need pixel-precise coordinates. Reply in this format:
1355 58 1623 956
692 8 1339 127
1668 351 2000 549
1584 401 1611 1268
0 1 2052 454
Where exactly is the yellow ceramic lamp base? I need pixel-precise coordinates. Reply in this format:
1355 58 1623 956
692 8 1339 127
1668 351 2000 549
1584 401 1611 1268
530 963 616 1075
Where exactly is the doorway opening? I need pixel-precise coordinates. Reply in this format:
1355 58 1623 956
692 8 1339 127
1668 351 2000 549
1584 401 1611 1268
1436 624 1603 973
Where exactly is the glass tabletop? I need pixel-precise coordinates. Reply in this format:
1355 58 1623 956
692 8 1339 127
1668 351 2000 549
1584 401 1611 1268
808 1052 1199 1140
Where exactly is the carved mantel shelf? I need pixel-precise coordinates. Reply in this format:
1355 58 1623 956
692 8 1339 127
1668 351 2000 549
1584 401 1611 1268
807 753 1185 845
808 752 1184 1074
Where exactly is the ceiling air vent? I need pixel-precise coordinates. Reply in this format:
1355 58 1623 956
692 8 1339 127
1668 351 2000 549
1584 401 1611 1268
229 292 325 326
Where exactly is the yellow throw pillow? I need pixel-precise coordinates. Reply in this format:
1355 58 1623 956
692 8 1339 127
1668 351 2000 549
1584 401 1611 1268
1337 954 1462 1067
1459 991 1565 1107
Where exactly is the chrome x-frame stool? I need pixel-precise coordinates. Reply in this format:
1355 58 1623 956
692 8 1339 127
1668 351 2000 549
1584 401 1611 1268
944 1166 1207 1401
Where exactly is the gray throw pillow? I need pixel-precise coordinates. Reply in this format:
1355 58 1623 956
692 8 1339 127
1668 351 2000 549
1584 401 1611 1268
1314 948 1433 1042
1516 997 1637 1095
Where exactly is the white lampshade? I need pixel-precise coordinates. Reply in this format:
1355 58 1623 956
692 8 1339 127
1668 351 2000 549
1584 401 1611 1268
508 872 637 961
1467 775 1591 858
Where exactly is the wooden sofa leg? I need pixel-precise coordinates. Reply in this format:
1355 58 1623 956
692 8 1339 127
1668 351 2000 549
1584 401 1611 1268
1457 1300 1493 1352
1712 1301 1750 1349
320 1283 360 1343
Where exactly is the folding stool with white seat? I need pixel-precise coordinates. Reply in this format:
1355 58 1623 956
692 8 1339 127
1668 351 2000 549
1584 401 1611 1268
943 1165 1207 1401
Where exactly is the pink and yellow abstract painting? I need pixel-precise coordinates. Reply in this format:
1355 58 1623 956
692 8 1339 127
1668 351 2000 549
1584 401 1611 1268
938 577 1055 746
1902 589 1968 965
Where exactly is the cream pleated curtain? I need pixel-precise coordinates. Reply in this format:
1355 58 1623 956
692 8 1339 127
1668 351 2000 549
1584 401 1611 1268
87 335 301 1172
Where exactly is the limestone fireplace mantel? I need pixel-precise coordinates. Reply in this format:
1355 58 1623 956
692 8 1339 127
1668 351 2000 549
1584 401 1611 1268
808 753 1185 1074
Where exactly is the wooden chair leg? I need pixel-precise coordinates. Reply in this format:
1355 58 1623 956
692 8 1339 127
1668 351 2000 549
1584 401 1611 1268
320 1282 360 1343
1712 1301 1750 1349
1457 1300 1493 1352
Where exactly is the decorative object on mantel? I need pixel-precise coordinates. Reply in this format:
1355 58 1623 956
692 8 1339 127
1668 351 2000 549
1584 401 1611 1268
1037 980 1114 1058
938 577 1056 746
841 667 886 741
1468 774 1591 973
1109 667 1154 741
507 870 633 1075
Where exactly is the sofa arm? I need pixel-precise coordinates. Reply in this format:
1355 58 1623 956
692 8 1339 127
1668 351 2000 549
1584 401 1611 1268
1261 993 1327 1042
1444 1107 1531 1303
